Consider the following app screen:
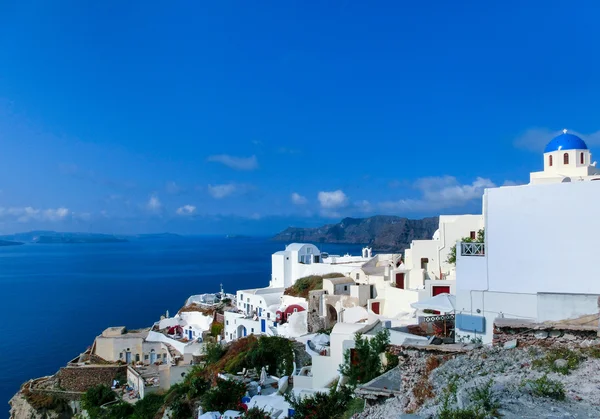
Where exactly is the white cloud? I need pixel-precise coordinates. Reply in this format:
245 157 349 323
514 128 600 152
0 206 70 222
318 190 348 209
355 200 373 213
291 192 307 205
146 195 162 212
207 154 258 171
380 176 496 212
176 205 197 216
166 181 184 195
207 183 237 199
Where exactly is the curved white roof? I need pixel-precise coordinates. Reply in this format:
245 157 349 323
331 322 370 335
285 243 320 252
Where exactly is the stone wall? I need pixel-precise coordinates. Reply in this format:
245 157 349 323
57 365 126 392
493 325 600 348
307 290 327 333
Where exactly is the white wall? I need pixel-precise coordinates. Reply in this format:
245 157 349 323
486 182 600 295
146 331 187 355
271 253 286 288
350 284 370 306
456 254 487 291
380 287 419 317
537 293 600 322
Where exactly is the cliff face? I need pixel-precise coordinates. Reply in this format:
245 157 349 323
9 391 73 419
272 215 439 252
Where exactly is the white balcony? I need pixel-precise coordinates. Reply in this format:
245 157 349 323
460 242 485 256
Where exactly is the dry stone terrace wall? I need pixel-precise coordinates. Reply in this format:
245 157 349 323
57 365 126 392
307 290 327 333
493 325 600 348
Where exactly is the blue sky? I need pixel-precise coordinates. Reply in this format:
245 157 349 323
1 1 600 234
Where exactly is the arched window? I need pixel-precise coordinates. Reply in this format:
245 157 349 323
564 153 569 165
581 152 584 164
549 155 553 166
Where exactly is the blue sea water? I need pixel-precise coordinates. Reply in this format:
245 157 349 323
0 236 363 414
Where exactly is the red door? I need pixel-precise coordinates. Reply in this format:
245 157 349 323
395 273 405 289
372 302 380 314
432 286 450 296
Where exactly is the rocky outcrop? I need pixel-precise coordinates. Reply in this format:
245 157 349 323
9 384 74 419
356 342 600 419
273 215 439 252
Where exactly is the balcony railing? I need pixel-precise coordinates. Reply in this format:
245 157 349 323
460 242 485 256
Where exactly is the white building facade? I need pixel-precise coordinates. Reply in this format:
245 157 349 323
456 132 600 343
271 243 370 288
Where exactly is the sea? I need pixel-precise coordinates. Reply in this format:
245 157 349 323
0 235 364 414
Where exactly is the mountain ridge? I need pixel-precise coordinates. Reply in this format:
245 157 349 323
272 215 439 252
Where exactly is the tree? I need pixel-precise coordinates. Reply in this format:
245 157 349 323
246 336 294 376
100 402 134 419
131 393 165 419
339 329 390 386
285 386 353 419
201 378 247 413
243 406 273 419
446 228 485 265
205 341 226 364
81 384 116 418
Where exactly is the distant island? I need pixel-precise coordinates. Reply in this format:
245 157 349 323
34 235 128 244
0 240 24 247
0 231 186 244
135 233 182 239
0 231 128 244
272 215 439 252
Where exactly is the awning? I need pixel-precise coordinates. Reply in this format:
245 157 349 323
410 293 456 313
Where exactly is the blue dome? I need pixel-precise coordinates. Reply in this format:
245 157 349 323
544 133 588 153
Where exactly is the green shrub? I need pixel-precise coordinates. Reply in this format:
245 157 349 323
285 386 353 419
447 229 484 264
437 377 499 419
81 384 116 418
205 341 226 364
170 397 193 419
322 272 345 278
582 346 600 359
524 375 566 400
131 393 165 419
243 406 273 418
23 391 70 413
469 379 500 416
211 322 224 337
385 352 399 372
532 348 581 375
342 397 365 419
224 352 248 374
201 378 246 413
101 402 134 419
339 329 390 385
246 336 294 376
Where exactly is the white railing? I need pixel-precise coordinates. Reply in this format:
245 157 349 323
460 242 485 256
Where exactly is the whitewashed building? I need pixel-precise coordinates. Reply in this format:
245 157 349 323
456 131 600 343
224 244 372 343
530 130 600 184
224 287 283 341
270 243 371 288
345 215 483 319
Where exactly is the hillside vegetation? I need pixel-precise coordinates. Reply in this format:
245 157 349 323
284 273 345 298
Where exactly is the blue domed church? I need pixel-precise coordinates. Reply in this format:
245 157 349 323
530 130 600 184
